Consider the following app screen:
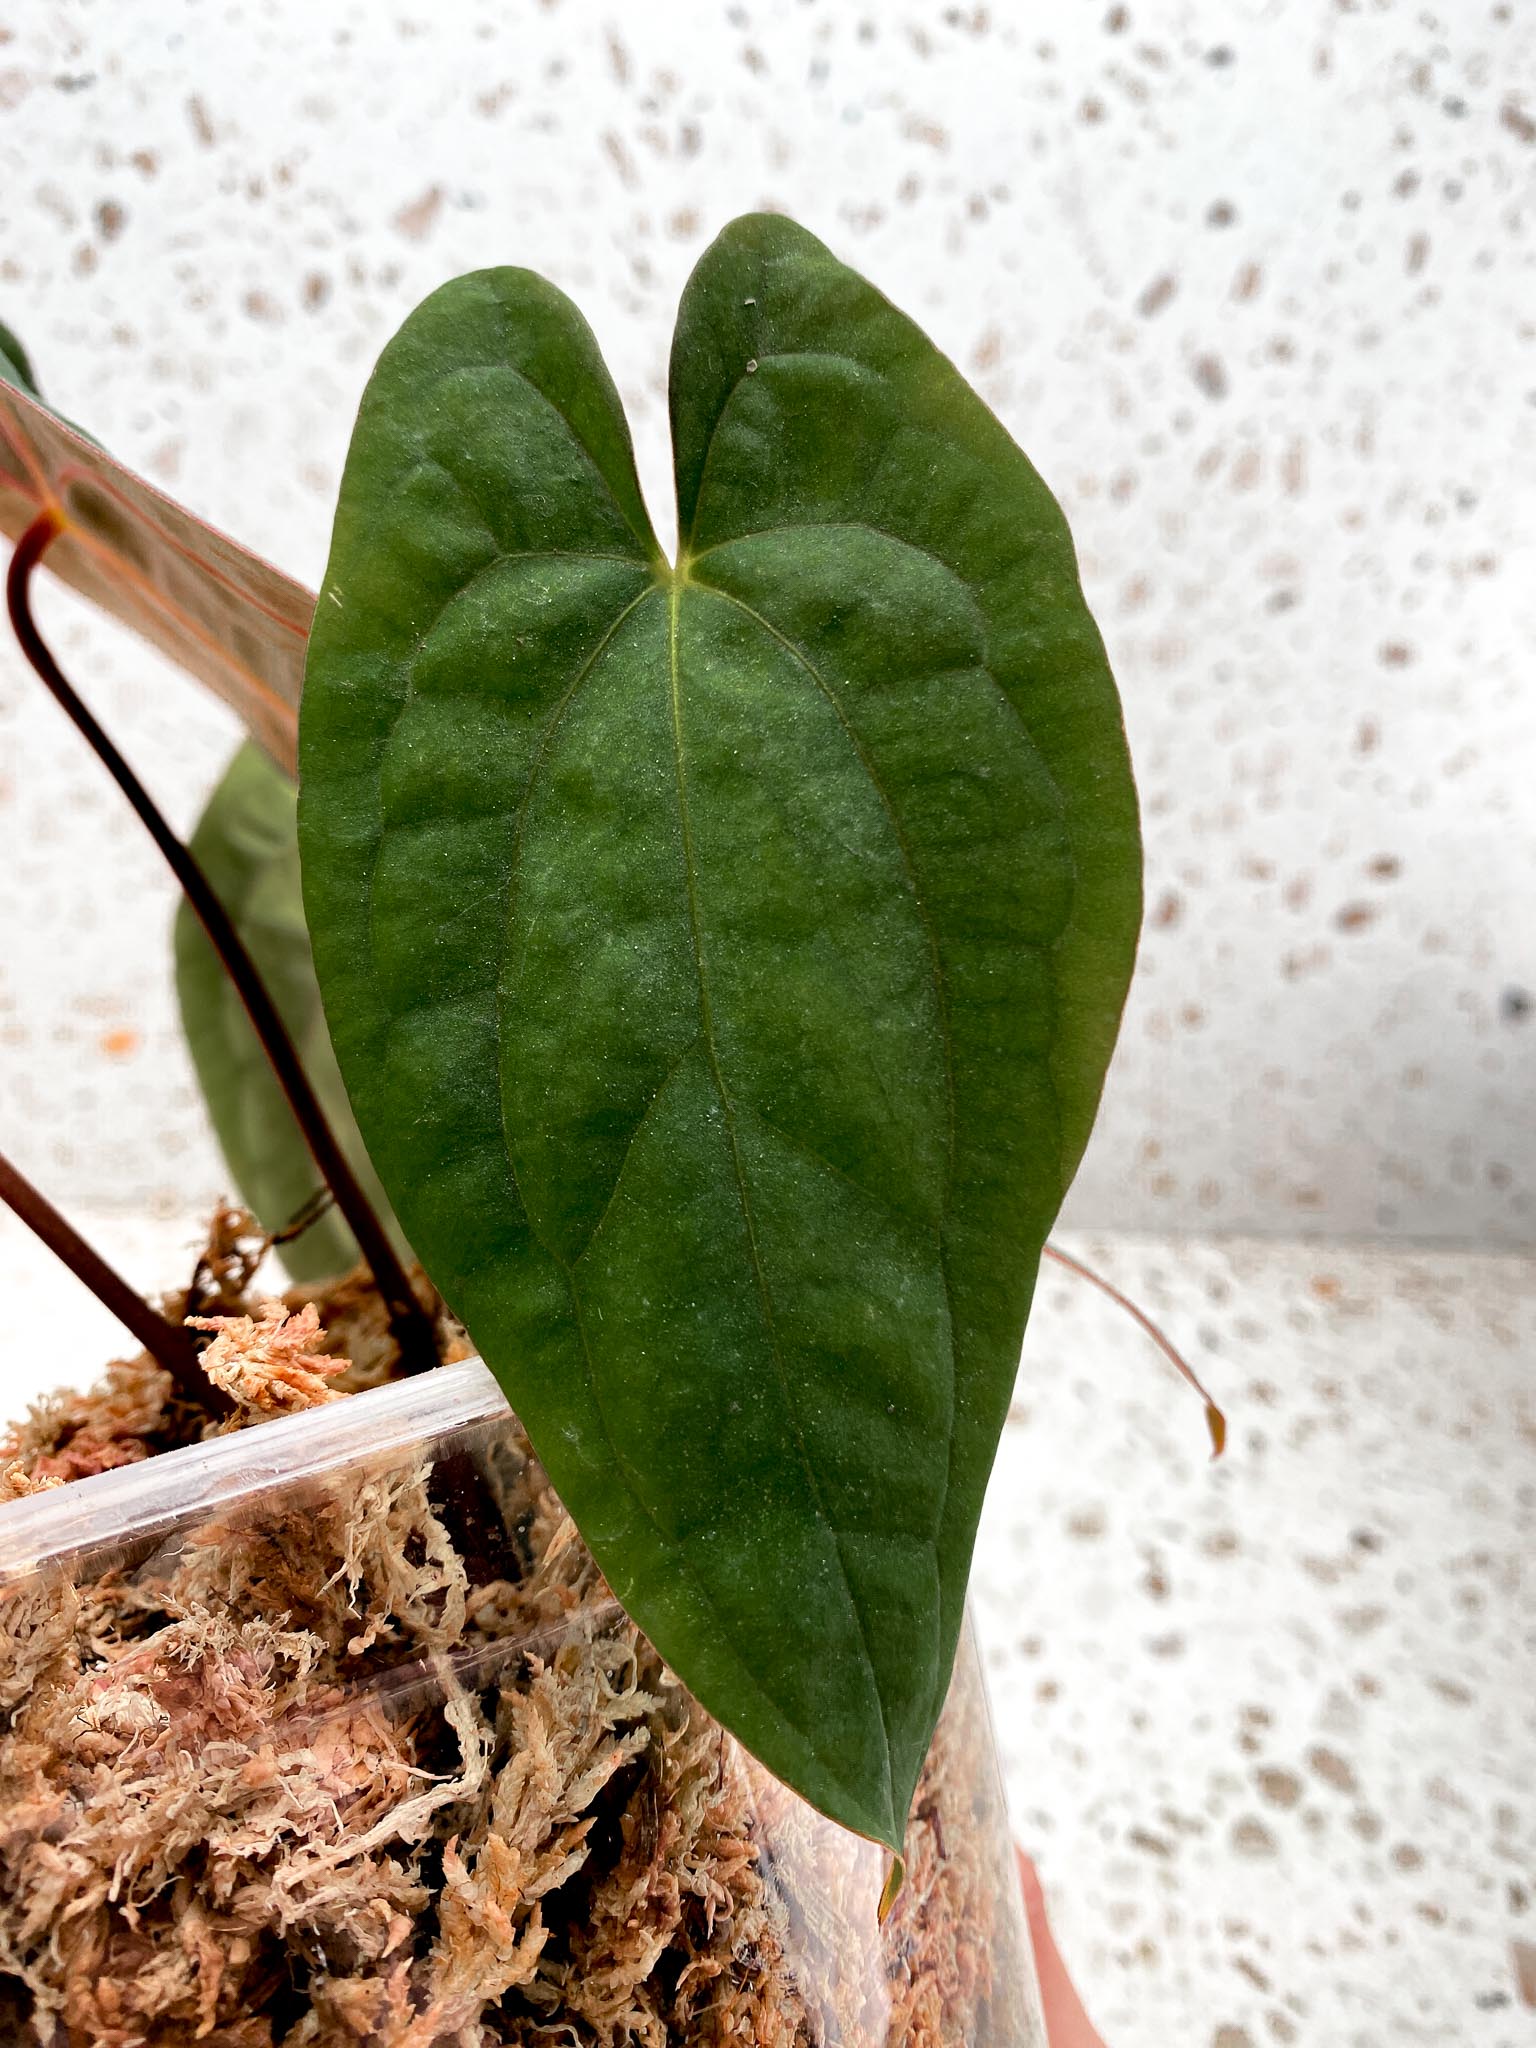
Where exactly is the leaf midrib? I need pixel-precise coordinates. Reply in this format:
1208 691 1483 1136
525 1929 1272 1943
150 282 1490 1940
419 555 894 1835
365 516 971 1808
688 576 960 1210
426 554 904 1838
665 574 899 1823
686 570 965 1614
687 565 963 1771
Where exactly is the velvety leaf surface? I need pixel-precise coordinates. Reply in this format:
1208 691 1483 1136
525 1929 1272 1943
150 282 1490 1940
299 217 1141 1851
177 742 401 1283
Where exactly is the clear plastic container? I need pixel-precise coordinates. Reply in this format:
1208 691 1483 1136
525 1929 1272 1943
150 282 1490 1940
0 1358 1044 2045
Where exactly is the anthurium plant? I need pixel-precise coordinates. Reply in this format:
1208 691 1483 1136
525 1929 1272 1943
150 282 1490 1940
2 216 1142 1872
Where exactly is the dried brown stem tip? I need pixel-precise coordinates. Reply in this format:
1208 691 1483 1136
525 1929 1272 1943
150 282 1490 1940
5 512 438 1377
1043 1241 1227 1457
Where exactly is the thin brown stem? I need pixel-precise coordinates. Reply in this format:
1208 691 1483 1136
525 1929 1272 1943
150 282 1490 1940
6 511 437 1375
0 1147 230 1412
270 1187 337 1248
1043 1241 1227 1457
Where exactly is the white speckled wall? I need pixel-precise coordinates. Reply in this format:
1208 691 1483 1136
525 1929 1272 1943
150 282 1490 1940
2 0 1533 1243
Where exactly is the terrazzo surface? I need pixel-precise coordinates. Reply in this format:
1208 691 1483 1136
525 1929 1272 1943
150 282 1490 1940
2 1215 1531 2045
978 1231 1536 2048
0 0 1533 1243
1 11 1531 2038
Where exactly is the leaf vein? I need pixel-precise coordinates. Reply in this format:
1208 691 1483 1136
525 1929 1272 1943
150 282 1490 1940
493 583 663 1208
666 580 897 1822
447 338 657 562
687 574 968 1759
692 581 960 1201
739 1098 933 1233
687 519 983 598
568 1033 705 1267
562 1279 892 1839
400 544 646 672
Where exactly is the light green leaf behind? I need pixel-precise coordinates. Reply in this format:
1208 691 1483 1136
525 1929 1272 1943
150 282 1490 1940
176 742 403 1284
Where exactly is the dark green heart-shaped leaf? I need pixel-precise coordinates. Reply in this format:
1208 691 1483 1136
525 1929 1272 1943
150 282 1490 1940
176 741 402 1283
299 215 1141 1852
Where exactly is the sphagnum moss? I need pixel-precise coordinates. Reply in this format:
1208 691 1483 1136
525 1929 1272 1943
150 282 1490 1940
0 1213 1009 2048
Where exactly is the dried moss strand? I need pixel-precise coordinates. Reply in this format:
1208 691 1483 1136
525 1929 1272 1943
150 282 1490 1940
5 512 438 1378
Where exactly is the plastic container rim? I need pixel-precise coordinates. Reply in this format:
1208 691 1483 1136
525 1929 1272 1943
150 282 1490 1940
0 1354 508 1586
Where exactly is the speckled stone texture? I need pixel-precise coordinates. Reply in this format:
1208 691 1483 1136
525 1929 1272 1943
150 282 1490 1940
976 1232 1536 2048
0 4 1532 2043
1 0 1533 1241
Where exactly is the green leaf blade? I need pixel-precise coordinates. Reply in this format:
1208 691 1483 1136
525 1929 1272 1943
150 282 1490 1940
300 221 1141 1854
673 215 1140 1175
674 217 1142 1773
